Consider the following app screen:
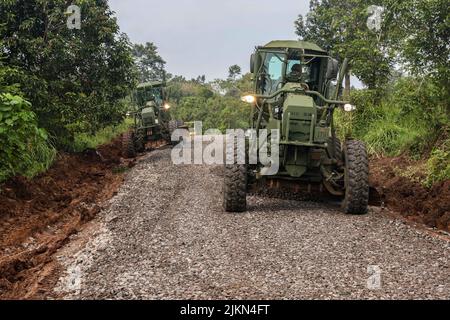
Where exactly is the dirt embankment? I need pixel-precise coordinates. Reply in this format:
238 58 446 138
0 136 134 299
370 157 450 232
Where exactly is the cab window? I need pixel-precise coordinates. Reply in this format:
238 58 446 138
262 53 284 94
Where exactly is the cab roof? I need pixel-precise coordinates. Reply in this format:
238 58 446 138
263 40 327 53
137 81 164 89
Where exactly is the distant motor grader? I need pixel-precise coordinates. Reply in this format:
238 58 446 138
122 81 184 158
223 40 369 215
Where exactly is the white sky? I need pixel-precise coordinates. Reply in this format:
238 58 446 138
109 0 363 87
109 0 309 80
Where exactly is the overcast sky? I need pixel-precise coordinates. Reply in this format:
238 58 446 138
109 0 310 81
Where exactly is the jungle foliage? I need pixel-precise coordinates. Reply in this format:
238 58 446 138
297 0 450 184
0 0 448 186
0 0 137 182
0 92 56 181
0 0 136 150
168 72 253 132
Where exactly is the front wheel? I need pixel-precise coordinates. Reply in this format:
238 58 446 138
342 140 369 215
122 131 136 158
135 132 145 152
223 141 247 212
223 164 247 212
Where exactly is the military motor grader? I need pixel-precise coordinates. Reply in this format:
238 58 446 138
122 81 183 158
223 40 369 214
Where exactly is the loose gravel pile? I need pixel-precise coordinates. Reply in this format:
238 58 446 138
56 148 449 299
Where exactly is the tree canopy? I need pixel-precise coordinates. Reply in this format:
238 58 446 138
295 0 449 106
295 0 394 90
0 0 136 147
132 42 166 83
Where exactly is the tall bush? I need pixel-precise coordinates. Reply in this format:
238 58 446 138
0 93 55 182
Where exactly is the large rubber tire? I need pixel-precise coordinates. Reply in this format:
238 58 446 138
223 143 247 212
342 140 369 215
135 134 145 153
122 131 136 158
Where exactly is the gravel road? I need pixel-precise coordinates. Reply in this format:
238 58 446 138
56 147 450 300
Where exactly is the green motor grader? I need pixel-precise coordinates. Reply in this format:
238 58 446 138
223 40 369 214
122 81 182 158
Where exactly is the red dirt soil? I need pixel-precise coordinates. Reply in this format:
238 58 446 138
370 156 450 232
0 135 135 299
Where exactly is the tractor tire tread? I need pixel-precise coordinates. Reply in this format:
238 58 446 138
343 140 369 215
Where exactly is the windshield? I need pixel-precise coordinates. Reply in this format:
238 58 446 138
258 51 323 94
150 88 163 105
134 87 163 107
261 52 285 94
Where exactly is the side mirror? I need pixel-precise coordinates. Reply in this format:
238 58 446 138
326 58 339 80
250 53 262 74
165 87 172 100
325 79 337 99
250 54 255 73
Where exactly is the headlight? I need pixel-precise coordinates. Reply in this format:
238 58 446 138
164 103 171 110
241 95 256 104
344 104 356 112
155 119 159 124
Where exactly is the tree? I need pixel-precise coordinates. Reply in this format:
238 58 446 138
0 93 55 182
228 65 242 80
195 75 206 84
391 0 449 113
295 0 395 92
168 74 251 132
132 42 166 83
0 0 136 148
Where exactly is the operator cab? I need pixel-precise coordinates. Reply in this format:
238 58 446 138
251 40 338 107
285 53 321 92
133 81 166 110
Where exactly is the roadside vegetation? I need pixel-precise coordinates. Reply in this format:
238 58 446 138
0 93 56 182
297 0 449 186
0 0 136 182
167 70 253 132
72 118 134 153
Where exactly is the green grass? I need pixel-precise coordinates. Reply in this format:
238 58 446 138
336 105 433 158
1 119 132 184
23 135 57 178
73 118 133 152
425 139 450 187
335 81 444 158
0 137 56 182
360 105 429 157
334 78 449 187
112 166 131 174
